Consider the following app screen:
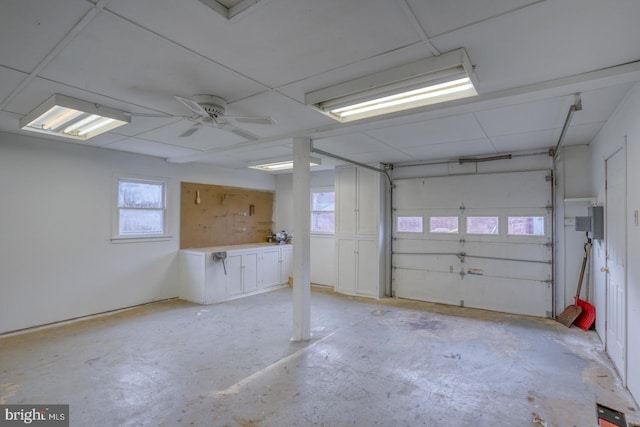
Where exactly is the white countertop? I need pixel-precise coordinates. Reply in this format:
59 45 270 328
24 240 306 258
181 242 292 254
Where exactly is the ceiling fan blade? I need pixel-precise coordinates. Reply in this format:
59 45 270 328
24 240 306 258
218 122 258 140
228 116 276 125
180 124 201 137
175 96 209 118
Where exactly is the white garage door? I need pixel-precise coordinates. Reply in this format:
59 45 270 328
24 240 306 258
392 170 553 318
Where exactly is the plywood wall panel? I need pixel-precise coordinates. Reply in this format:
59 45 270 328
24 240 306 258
180 182 274 248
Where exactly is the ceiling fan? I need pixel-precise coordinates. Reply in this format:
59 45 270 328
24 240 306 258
137 95 276 140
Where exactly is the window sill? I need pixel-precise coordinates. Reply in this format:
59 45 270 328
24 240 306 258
111 235 173 244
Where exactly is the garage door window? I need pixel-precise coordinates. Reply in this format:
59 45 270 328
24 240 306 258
397 216 423 233
429 217 458 233
508 216 544 236
466 216 499 235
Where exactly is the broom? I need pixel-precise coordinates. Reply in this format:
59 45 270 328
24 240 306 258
557 241 588 327
574 241 596 330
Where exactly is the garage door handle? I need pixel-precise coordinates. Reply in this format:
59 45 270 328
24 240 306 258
600 267 609 273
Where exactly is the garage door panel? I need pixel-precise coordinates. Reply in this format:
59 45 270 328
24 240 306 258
461 276 552 317
463 259 550 282
394 269 461 306
393 171 551 209
392 170 553 317
393 239 461 253
394 254 462 273
460 241 551 262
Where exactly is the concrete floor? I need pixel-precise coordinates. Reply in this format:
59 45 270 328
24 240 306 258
1 287 638 427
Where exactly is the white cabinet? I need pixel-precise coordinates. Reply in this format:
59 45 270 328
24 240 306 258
179 244 293 305
335 165 387 298
336 166 380 236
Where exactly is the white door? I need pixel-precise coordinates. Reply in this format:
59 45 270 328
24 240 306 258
605 147 626 380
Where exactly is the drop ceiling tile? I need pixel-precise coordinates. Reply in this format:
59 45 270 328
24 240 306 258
135 120 248 151
0 67 28 106
0 0 91 72
365 114 486 149
227 91 335 137
474 98 567 137
561 122 605 146
227 144 294 163
313 134 393 157
432 1 640 94
38 12 267 115
346 149 413 165
409 0 540 38
400 138 496 161
573 83 634 126
104 137 202 159
107 0 422 88
488 129 556 152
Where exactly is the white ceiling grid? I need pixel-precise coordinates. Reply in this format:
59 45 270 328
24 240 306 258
0 0 639 172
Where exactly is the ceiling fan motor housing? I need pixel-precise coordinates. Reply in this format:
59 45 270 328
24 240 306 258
193 95 227 118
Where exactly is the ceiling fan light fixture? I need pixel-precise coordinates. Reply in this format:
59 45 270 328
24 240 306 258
20 94 130 140
249 156 322 172
305 48 477 123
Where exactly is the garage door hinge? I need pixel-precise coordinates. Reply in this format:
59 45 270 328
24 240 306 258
456 252 466 262
546 174 552 182
546 204 553 212
459 268 466 279
459 203 466 212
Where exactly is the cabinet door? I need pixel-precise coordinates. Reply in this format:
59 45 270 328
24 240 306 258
204 257 227 304
281 246 293 283
357 167 379 235
262 248 281 288
336 238 357 294
225 253 243 296
243 251 259 292
356 239 379 297
336 167 357 234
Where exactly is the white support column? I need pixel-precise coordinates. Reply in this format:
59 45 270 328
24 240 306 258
292 136 311 341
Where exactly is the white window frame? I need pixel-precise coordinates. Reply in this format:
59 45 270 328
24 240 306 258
111 174 171 243
310 187 335 235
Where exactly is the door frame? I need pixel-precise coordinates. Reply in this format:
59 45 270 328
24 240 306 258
604 142 628 385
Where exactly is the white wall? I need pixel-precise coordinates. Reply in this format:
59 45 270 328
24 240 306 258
589 82 640 403
275 170 336 286
0 132 274 333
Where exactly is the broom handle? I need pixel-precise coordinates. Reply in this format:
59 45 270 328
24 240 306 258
575 243 588 300
584 242 592 302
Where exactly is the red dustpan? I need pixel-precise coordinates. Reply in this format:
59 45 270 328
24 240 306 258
574 242 595 330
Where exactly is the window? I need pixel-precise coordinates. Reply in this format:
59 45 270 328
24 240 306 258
466 216 499 235
397 216 423 233
429 217 458 234
311 190 335 233
508 216 545 236
116 177 167 238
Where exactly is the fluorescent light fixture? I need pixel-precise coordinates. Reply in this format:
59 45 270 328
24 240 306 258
305 48 478 123
19 94 130 140
249 156 322 172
